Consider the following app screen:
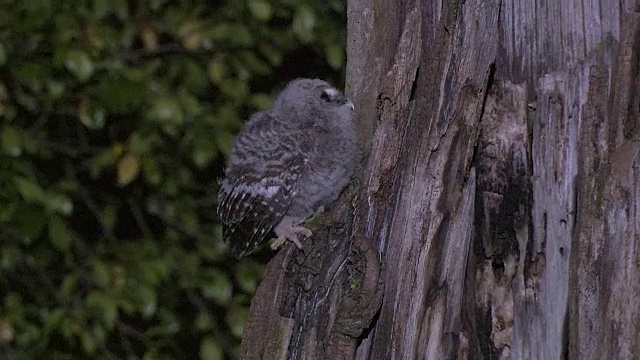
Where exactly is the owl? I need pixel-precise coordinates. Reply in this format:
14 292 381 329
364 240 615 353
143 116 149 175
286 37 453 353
217 78 357 257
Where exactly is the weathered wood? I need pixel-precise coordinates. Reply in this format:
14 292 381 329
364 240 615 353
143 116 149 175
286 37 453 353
470 80 531 360
241 0 640 358
570 13 640 360
240 183 382 360
349 0 498 358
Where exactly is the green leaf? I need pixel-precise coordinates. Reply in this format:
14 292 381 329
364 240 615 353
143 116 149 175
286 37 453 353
128 132 156 154
135 286 157 317
238 51 271 75
148 0 165 11
249 93 273 110
326 43 345 70
215 131 235 159
89 148 118 179
81 331 97 354
102 202 118 232
180 60 209 95
200 337 223 360
86 291 118 329
142 350 160 360
248 0 272 21
60 274 77 296
92 260 111 287
207 56 227 84
1 126 22 156
179 91 202 116
191 137 217 169
141 156 162 185
201 269 232 305
65 50 94 82
235 261 264 294
46 80 65 99
98 78 147 112
78 103 106 130
145 310 179 336
210 23 253 46
44 309 66 333
219 78 248 100
147 97 184 125
179 21 204 51
226 307 247 338
14 177 45 202
91 326 107 348
45 193 74 215
117 153 140 186
16 323 41 348
292 6 316 43
20 131 39 155
228 24 253 46
195 313 211 331
14 62 50 91
260 44 283 66
48 216 71 251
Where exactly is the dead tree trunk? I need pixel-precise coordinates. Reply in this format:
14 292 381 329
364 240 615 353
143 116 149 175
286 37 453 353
240 0 640 359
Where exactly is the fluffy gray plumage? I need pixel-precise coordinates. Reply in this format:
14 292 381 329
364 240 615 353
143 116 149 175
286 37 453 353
217 78 357 257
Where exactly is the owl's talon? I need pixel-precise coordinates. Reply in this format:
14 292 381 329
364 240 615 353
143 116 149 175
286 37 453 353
271 216 312 250
269 234 303 250
269 237 287 250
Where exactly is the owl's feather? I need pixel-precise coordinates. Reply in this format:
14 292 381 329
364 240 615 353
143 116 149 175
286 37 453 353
217 116 304 257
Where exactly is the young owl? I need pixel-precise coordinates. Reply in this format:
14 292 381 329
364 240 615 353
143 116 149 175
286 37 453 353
217 78 357 257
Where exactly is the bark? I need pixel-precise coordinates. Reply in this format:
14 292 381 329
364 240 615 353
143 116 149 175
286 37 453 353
240 0 640 359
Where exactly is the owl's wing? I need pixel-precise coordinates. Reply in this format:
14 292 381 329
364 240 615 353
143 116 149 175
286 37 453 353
217 115 304 257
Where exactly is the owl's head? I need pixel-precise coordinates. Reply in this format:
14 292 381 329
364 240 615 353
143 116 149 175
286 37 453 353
273 78 354 125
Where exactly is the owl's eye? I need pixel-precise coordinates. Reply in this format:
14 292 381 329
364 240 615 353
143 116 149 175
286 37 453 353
320 91 332 102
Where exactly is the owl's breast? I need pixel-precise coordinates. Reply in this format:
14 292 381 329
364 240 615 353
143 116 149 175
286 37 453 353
286 132 357 218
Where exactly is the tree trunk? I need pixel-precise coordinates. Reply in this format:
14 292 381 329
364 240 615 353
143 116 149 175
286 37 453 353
240 0 640 359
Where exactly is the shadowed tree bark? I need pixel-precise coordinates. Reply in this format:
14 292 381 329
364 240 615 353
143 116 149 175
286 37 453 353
240 0 640 359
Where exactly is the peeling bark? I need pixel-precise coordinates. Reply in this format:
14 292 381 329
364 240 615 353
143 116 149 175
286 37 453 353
240 0 640 359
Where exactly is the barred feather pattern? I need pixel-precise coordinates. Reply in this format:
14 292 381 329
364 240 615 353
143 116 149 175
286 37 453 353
217 162 302 257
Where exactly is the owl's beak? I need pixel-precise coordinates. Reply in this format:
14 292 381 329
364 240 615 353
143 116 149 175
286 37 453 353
335 94 354 110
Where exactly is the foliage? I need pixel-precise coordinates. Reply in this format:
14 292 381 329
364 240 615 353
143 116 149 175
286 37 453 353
0 0 346 358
